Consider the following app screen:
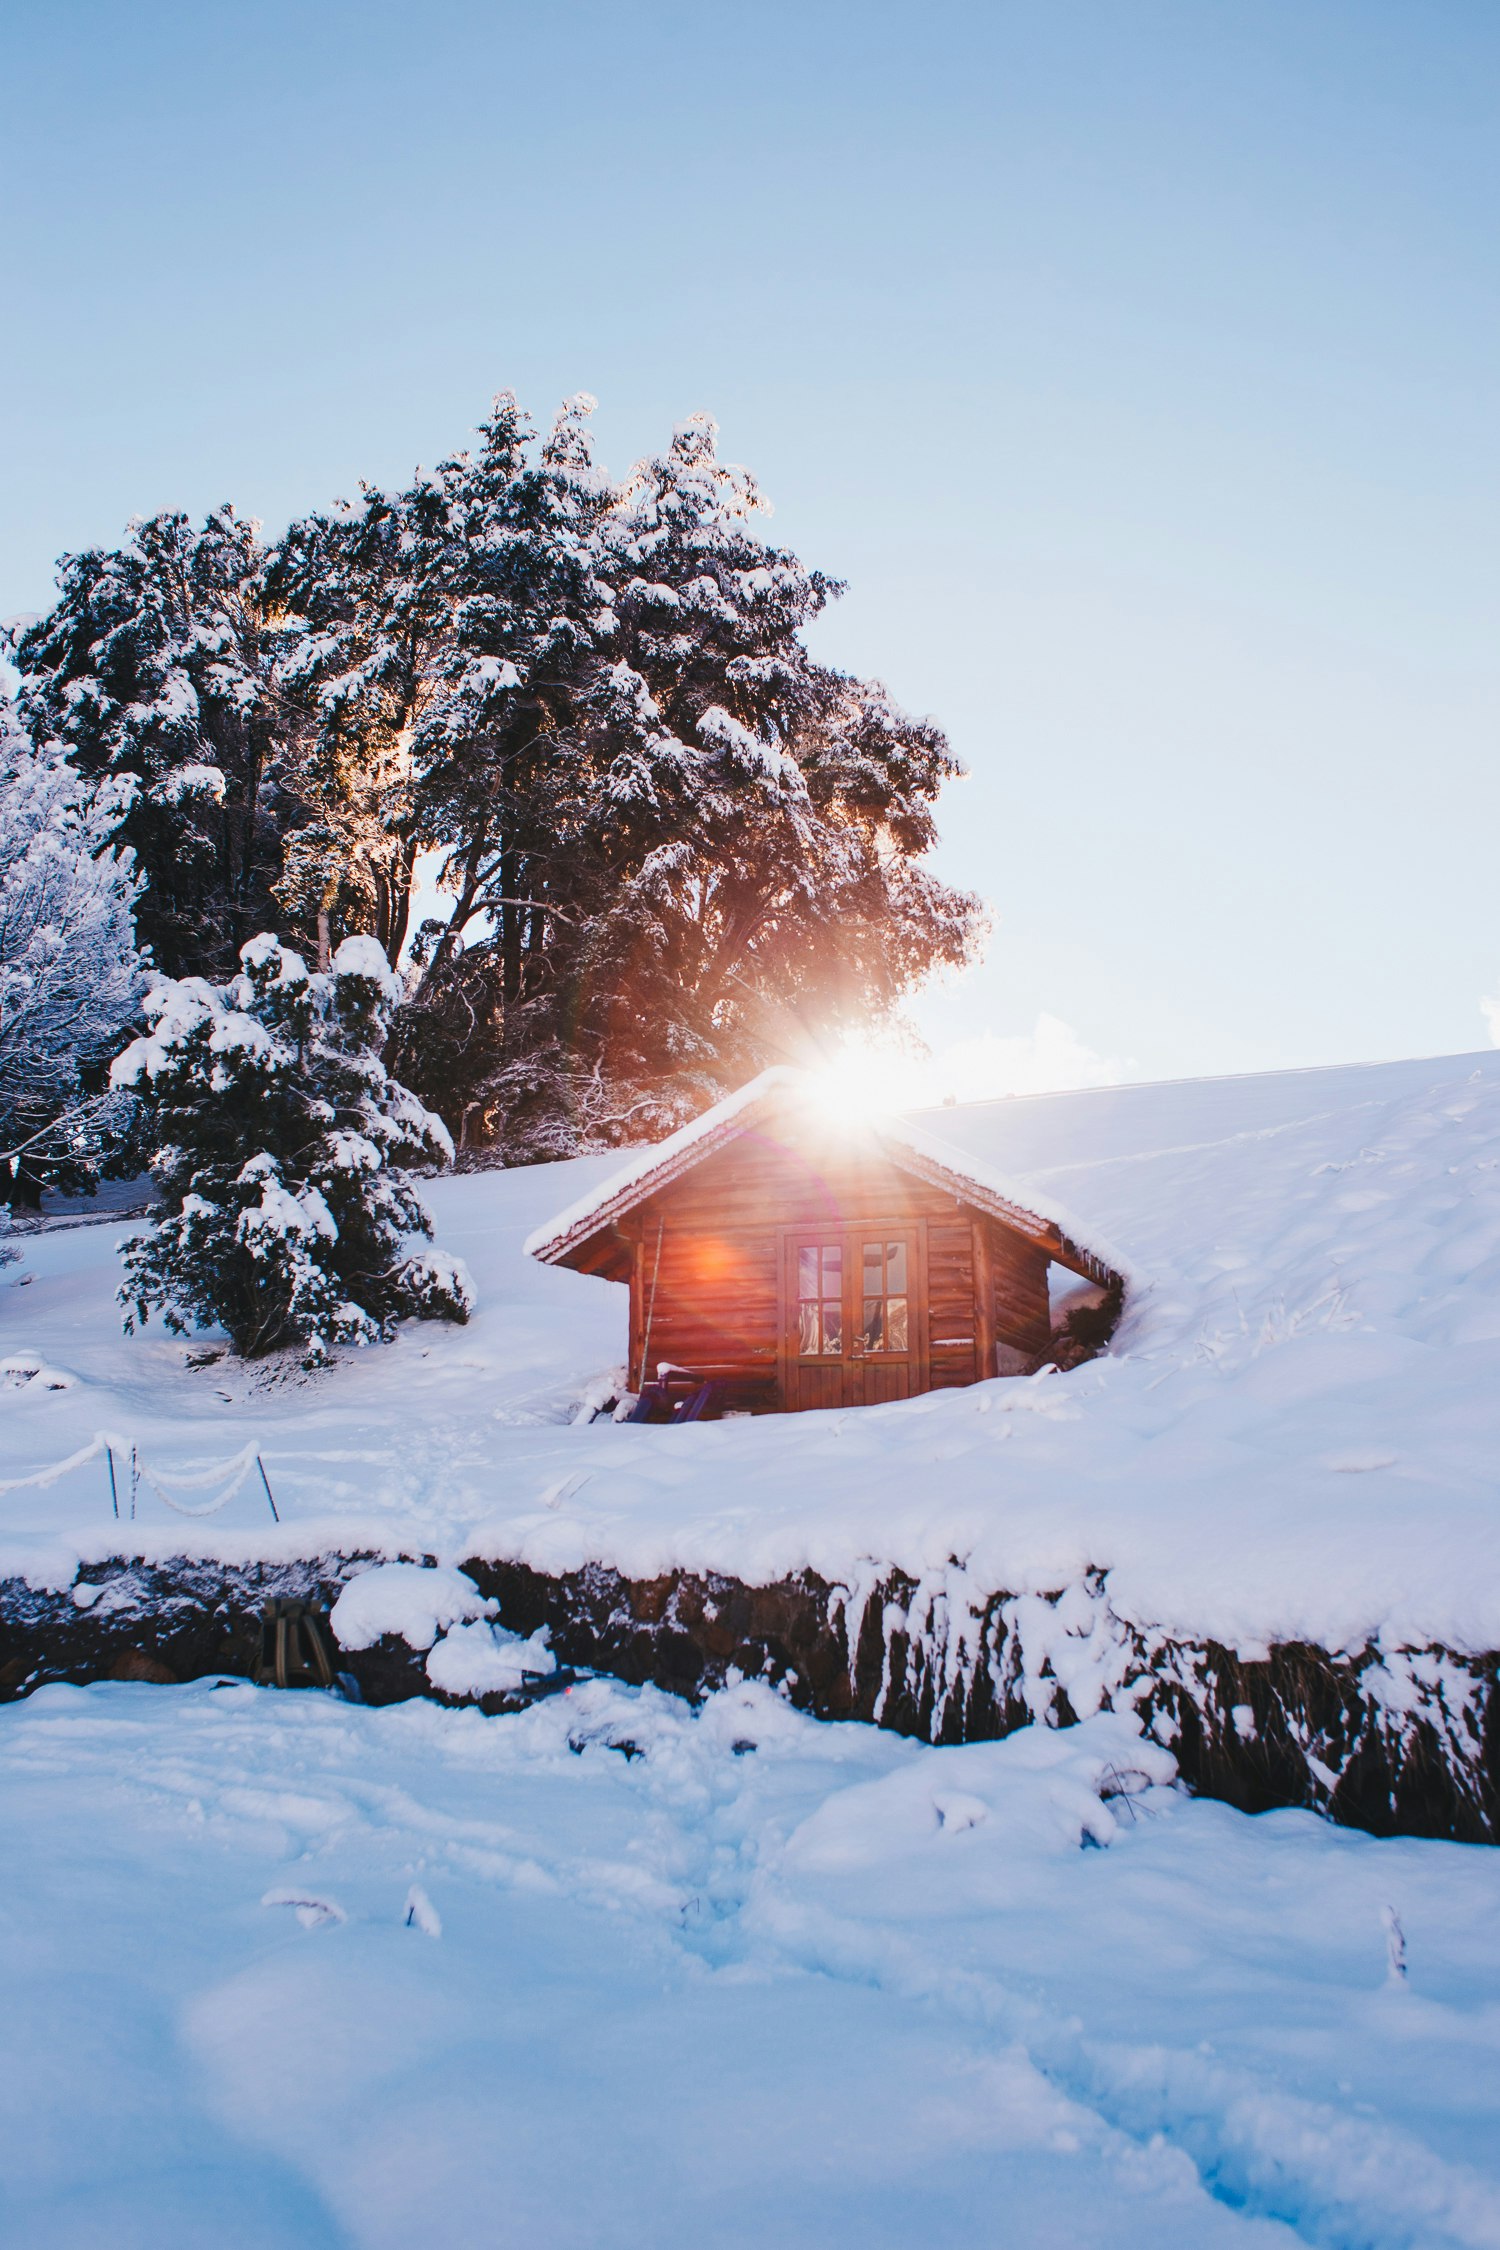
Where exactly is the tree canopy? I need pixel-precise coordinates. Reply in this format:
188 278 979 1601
17 392 983 1162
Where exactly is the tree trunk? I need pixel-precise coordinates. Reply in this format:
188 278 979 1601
383 834 419 969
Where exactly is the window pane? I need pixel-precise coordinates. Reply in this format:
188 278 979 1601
798 1247 820 1300
862 1241 883 1287
886 1240 907 1293
798 1301 822 1355
861 1296 884 1351
822 1303 843 1354
886 1296 909 1352
823 1242 842 1284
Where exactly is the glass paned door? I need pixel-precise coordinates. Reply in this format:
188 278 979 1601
796 1241 843 1356
785 1226 919 1410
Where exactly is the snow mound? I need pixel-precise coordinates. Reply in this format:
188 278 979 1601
425 1618 556 1697
330 1563 495 1652
11 1049 1500 1661
780 1714 1177 1870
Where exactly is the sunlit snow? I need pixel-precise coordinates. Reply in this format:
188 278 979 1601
5 1051 1500 2244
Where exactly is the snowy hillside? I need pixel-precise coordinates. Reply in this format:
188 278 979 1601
7 1052 1500 2250
6 1049 1500 1661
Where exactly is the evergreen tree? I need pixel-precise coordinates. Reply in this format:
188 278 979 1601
15 508 287 977
113 934 473 1362
0 700 147 1204
449 413 983 1155
384 404 982 1160
263 465 461 969
386 392 620 1148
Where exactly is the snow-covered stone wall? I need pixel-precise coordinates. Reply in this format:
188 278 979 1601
4 1550 1494 1843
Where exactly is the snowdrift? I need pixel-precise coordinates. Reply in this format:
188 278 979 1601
4 1050 1500 1837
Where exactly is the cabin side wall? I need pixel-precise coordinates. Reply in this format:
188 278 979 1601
987 1219 1053 1370
626 1208 782 1410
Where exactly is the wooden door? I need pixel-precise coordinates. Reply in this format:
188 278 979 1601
781 1225 925 1410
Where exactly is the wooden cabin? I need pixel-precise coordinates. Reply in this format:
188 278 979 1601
525 1070 1121 1415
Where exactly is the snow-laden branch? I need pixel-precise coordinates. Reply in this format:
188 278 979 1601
0 703 147 1177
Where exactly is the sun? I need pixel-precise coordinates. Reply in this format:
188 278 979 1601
805 1037 928 1124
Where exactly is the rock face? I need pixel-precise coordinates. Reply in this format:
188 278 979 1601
3 1552 1496 1844
466 1558 1500 1844
0 1556 437 1709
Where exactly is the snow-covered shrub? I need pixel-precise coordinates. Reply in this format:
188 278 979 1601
113 932 474 1361
0 702 146 1200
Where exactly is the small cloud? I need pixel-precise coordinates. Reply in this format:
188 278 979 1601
922 1014 1129 1105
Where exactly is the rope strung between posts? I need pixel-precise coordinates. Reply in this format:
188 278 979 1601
0 1433 280 1519
0 1432 115 1493
131 1442 261 1517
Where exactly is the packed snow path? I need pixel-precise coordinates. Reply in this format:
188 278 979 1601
3 1678 1499 2249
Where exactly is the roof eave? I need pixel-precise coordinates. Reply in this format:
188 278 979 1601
532 1109 1120 1290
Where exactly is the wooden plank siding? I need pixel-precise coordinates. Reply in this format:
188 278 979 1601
614 1123 1057 1412
926 1218 978 1390
629 1214 780 1404
988 1219 1052 1362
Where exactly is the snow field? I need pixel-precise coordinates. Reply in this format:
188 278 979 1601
6 1046 1500 2245
2 1677 1498 2250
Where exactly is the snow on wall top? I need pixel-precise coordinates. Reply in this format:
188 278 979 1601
9 1046 1500 1658
522 1066 1126 1280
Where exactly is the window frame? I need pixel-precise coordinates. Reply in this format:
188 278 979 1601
794 1238 845 1360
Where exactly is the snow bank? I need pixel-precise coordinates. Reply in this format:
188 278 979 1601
424 1617 556 1697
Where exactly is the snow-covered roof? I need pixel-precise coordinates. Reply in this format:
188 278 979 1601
522 1067 1125 1281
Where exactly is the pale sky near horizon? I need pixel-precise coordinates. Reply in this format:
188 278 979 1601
3 1 1496 1097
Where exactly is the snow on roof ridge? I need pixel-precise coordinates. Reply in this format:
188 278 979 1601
523 1066 1126 1279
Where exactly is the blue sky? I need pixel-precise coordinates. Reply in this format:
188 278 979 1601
4 1 1496 1090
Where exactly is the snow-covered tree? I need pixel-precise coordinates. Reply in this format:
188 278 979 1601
262 467 460 970
15 508 288 978
359 400 981 1160
434 410 983 1157
0 702 146 1203
113 933 473 1362
390 392 620 1149
14 392 985 1167
569 413 979 1133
